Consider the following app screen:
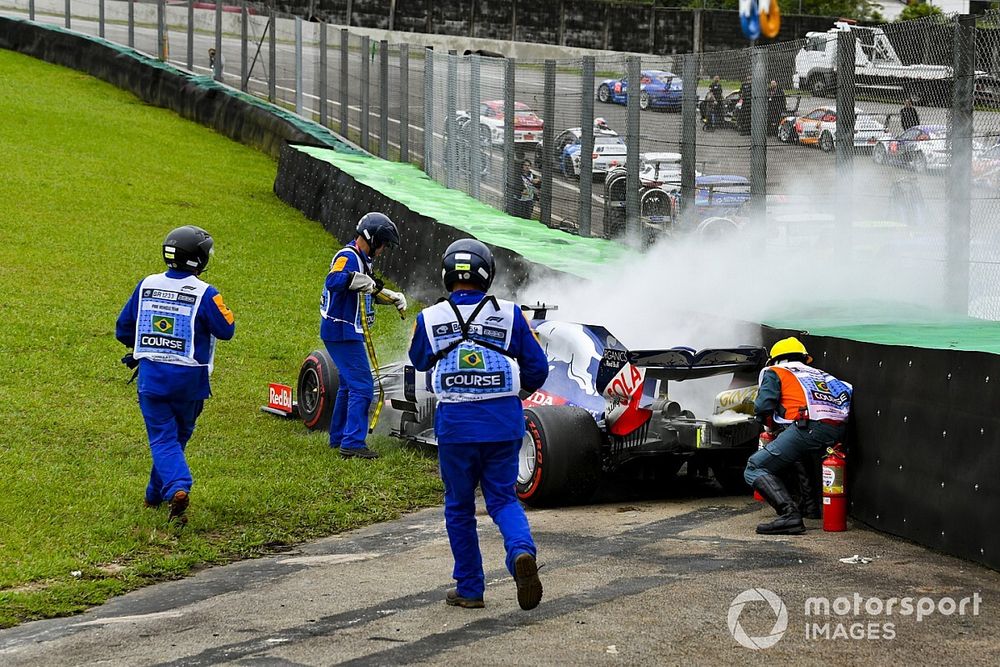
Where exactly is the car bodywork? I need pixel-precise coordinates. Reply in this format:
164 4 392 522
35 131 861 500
597 70 683 110
872 124 948 173
777 105 890 152
973 142 1000 189
388 305 766 507
459 100 544 147
553 126 627 178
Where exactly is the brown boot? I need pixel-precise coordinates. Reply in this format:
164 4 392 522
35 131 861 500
445 590 485 609
167 490 189 524
513 553 543 610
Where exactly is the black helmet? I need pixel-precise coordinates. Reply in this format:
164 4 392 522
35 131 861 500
356 212 400 252
442 239 495 291
163 225 214 274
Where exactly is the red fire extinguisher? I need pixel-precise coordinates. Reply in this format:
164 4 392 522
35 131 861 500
753 431 776 502
822 444 847 532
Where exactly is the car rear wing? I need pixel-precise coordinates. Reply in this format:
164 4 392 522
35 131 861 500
628 346 767 382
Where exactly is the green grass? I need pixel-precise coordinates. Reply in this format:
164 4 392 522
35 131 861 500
0 48 443 628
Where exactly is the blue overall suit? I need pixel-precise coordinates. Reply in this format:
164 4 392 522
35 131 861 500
116 269 236 505
321 241 377 451
408 290 549 601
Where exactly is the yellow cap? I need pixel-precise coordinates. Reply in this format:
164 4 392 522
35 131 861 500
768 337 812 364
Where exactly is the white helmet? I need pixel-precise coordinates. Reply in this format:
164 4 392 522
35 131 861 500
594 117 610 132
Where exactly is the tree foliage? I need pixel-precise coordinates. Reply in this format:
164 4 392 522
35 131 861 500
895 1 944 22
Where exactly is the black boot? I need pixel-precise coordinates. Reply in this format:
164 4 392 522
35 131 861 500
795 460 822 520
753 474 805 535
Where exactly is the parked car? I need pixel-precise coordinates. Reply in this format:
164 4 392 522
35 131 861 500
458 100 543 148
872 124 948 173
597 70 683 111
777 105 890 152
973 142 1000 190
553 124 627 178
638 152 702 188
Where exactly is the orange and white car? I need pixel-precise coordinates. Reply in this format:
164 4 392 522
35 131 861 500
777 105 890 153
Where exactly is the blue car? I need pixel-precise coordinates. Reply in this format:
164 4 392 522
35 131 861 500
668 175 751 218
597 70 683 111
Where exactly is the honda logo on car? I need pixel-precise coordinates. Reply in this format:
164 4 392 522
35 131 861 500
268 383 294 413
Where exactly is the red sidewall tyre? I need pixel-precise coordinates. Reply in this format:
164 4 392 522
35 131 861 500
298 348 339 432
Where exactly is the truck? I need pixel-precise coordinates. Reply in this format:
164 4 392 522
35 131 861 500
793 21 1000 107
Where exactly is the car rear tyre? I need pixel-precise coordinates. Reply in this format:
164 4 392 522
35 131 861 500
517 406 603 507
819 131 834 153
808 74 828 98
598 84 611 103
298 349 339 431
873 143 887 165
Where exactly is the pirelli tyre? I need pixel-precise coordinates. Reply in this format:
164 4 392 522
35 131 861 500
297 348 339 431
517 406 603 507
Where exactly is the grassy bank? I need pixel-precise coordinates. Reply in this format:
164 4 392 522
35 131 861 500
0 48 442 628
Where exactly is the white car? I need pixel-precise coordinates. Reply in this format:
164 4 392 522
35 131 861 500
457 100 544 147
553 126 627 178
638 152 701 187
777 106 891 152
873 124 948 173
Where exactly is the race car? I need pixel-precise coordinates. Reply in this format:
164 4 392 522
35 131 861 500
552 122 627 178
597 70 683 111
973 142 1000 190
872 124 948 173
378 304 766 507
777 105 891 152
457 100 544 148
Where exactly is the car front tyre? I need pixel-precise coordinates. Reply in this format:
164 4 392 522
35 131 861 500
639 91 650 110
298 349 339 431
598 84 611 103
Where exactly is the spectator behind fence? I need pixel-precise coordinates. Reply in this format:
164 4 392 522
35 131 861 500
901 98 920 131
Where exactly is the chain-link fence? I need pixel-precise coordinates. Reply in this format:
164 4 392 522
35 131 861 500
3 1 999 318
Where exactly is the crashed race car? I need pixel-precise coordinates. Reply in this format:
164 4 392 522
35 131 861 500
374 304 766 507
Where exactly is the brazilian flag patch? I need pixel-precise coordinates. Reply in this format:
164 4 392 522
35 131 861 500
458 348 486 370
152 315 175 334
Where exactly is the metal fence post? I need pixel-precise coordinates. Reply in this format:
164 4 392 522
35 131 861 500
400 44 410 163
128 0 134 47
319 23 328 125
504 58 516 215
380 40 390 159
29 0 34 22
214 2 223 81
681 53 698 229
340 29 349 136
99 0 104 38
65 0 70 29
469 54 482 199
446 50 458 189
540 59 556 227
268 12 277 102
424 47 434 175
187 0 194 71
241 3 249 92
579 56 596 237
949 14 975 314
295 17 304 115
156 0 165 60
835 30 856 255
750 47 767 225
361 35 371 152
625 55 641 238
